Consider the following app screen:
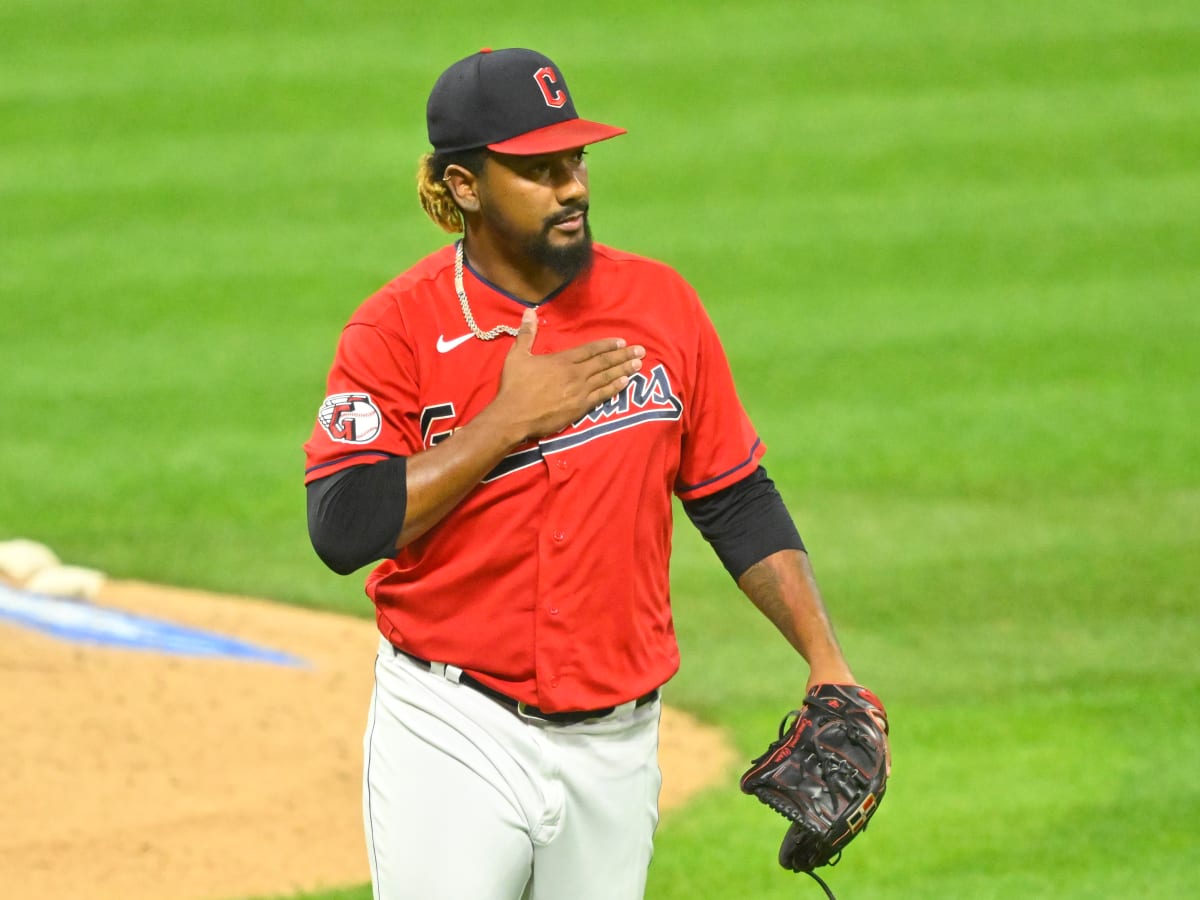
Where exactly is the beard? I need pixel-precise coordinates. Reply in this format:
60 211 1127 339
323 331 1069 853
483 202 595 282
528 209 594 281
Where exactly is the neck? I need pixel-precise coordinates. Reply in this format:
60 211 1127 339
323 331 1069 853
461 229 568 305
460 234 564 304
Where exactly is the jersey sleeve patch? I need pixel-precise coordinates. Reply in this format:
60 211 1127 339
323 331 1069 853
317 392 383 444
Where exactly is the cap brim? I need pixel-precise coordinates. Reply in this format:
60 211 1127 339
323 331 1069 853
487 119 627 156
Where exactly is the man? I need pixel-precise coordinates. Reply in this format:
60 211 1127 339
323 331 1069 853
305 47 860 900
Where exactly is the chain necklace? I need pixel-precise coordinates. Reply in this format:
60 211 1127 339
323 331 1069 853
455 241 521 340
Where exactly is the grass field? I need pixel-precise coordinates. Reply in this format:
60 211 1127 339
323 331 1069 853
3 1 1198 898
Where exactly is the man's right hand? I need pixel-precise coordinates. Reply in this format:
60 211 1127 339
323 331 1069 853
493 308 645 444
395 310 644 548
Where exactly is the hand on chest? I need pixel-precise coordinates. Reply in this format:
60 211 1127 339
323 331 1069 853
420 323 684 478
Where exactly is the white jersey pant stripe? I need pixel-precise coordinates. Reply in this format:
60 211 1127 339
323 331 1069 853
364 637 662 900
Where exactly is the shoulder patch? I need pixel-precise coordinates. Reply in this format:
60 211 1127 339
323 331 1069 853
318 392 382 444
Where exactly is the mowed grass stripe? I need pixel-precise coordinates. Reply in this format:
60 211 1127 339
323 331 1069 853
1 2 1197 898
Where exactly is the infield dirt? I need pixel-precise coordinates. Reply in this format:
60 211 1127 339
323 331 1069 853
1 580 737 900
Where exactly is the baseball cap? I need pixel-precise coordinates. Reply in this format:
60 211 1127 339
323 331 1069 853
426 47 626 156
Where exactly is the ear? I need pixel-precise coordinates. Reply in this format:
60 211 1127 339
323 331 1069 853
443 164 481 214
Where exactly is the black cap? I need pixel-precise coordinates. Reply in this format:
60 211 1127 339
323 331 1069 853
426 48 626 156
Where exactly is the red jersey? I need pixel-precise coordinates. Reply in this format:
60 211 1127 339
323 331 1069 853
304 243 765 711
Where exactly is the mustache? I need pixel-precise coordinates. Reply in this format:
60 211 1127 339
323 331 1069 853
545 203 589 228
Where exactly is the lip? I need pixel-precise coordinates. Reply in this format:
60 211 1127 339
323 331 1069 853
551 212 586 233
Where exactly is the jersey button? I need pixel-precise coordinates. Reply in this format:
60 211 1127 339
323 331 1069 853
553 530 566 542
549 606 559 615
555 458 568 470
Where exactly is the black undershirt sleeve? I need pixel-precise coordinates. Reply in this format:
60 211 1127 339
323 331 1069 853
306 457 408 576
681 466 806 580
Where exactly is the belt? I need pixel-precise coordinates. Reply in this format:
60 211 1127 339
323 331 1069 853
390 644 659 726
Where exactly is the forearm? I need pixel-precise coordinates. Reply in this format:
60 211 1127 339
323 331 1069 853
398 404 525 548
306 403 524 572
737 548 855 688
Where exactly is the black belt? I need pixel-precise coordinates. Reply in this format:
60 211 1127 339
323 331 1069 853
390 644 659 726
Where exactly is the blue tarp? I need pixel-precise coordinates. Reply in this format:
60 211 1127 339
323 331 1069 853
0 583 306 667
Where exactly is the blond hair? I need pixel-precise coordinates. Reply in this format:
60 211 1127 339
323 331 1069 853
417 152 466 234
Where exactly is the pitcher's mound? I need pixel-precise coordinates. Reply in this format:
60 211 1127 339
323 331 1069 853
0 580 737 900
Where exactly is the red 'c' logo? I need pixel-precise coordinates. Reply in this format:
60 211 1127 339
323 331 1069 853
534 66 567 108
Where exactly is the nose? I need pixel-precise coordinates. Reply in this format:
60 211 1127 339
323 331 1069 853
553 159 588 205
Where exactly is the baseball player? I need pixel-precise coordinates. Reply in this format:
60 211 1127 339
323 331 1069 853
305 48 860 900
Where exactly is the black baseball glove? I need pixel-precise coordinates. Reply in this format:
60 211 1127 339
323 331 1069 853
740 684 890 894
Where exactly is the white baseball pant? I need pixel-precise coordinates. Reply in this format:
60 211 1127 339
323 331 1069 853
364 638 662 900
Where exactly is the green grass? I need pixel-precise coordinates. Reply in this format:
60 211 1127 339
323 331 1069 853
3 1 1199 898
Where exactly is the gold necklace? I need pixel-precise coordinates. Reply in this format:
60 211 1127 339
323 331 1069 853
455 241 521 340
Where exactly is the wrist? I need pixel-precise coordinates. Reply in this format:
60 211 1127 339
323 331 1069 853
469 403 530 455
805 657 855 691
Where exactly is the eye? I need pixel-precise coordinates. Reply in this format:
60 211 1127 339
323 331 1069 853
520 150 586 181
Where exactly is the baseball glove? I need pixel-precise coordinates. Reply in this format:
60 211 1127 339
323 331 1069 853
740 684 890 895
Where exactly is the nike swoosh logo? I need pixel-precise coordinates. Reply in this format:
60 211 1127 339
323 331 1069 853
436 332 475 353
